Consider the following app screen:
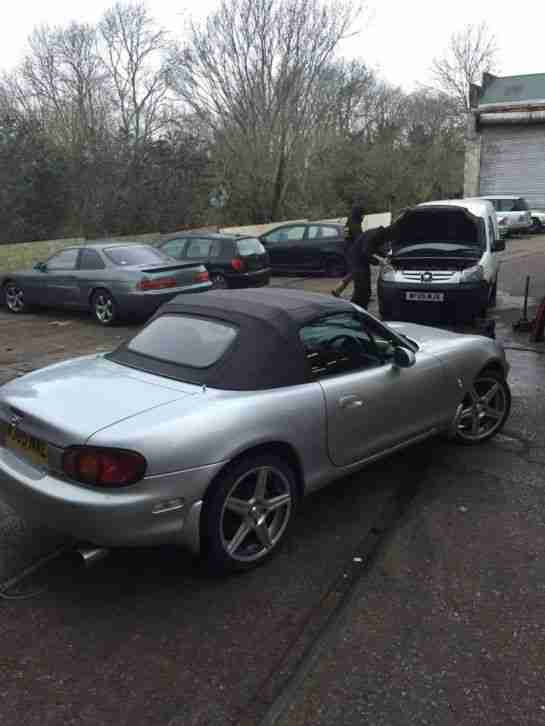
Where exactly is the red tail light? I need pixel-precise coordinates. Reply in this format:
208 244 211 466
193 270 210 283
62 447 147 487
137 276 177 291
231 257 246 272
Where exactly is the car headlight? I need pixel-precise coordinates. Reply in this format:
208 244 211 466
380 263 396 281
460 264 484 282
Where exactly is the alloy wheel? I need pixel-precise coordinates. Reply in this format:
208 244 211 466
456 375 508 442
94 293 114 324
5 284 25 313
219 465 293 563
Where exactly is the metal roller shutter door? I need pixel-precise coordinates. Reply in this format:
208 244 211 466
479 124 545 208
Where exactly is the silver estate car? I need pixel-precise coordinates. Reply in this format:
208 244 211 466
3 242 212 325
0 289 511 573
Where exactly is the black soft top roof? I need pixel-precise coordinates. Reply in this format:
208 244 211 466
108 289 354 390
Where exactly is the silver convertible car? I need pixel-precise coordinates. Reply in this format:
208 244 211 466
0 289 511 572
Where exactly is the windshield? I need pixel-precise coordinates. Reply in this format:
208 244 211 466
104 246 169 266
237 238 266 255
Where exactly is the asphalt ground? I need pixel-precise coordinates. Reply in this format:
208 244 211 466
0 233 544 725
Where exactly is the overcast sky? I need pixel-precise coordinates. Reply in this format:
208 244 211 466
1 0 544 89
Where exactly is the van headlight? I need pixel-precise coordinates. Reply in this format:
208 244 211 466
380 264 396 281
460 264 484 282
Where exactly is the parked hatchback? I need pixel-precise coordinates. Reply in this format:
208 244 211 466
259 222 347 276
158 233 270 289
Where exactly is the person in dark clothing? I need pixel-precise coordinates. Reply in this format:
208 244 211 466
332 204 365 297
349 226 388 309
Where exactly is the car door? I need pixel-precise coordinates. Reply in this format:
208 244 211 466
305 225 343 270
74 247 108 308
39 248 80 307
299 311 449 467
260 225 307 270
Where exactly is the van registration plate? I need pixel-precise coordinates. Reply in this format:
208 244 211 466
405 292 444 302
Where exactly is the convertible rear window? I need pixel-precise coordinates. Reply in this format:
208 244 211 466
104 246 169 266
127 314 238 368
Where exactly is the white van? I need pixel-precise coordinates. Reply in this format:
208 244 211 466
378 199 505 323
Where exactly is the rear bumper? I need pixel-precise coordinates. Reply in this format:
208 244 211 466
378 280 489 322
0 441 224 551
115 282 212 318
225 268 271 288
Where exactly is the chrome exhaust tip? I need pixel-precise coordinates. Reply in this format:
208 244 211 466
76 546 110 567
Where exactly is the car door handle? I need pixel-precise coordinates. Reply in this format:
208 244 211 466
338 395 364 409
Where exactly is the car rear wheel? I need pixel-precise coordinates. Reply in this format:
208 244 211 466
4 282 27 314
92 289 117 325
530 217 543 234
454 371 510 444
202 454 297 573
210 273 228 289
324 256 347 278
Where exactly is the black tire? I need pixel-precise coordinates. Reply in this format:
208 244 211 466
379 303 393 320
531 217 543 234
324 256 347 278
489 278 498 308
210 272 229 289
91 289 117 326
454 370 511 445
202 453 298 574
4 281 27 314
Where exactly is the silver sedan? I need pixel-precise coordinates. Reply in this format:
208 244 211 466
0 289 511 572
3 242 211 325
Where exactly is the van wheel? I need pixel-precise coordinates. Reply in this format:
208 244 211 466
489 278 498 308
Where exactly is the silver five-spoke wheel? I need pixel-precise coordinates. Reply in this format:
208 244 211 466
204 455 297 572
456 372 510 444
92 290 116 325
5 283 26 313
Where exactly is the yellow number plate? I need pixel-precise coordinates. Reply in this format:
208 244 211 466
5 427 48 468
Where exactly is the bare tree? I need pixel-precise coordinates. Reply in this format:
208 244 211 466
169 0 361 221
16 23 110 147
431 23 498 112
99 2 170 145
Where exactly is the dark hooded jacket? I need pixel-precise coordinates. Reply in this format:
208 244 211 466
344 205 365 248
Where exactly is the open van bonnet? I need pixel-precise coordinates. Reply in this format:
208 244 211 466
388 205 486 257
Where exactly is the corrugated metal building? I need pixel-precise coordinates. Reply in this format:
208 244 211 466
464 73 545 208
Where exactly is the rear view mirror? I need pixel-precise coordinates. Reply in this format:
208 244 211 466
393 346 416 368
492 239 505 252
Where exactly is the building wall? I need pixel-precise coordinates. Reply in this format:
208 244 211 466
464 114 482 197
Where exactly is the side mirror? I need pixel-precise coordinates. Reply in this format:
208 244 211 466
392 346 416 368
492 238 505 252
34 261 47 271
